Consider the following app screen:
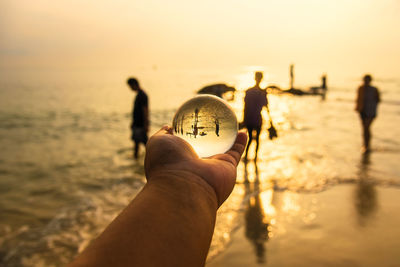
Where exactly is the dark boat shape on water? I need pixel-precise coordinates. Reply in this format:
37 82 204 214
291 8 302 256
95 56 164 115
197 83 236 98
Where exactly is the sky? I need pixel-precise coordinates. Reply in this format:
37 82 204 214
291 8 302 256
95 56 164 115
1 0 399 81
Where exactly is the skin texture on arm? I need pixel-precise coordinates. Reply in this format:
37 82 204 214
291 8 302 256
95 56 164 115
69 126 247 267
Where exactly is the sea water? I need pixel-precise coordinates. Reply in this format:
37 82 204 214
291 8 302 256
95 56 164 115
0 68 399 266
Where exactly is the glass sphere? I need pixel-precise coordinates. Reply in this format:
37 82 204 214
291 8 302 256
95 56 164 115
172 94 238 158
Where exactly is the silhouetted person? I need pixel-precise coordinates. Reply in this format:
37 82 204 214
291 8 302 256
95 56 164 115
193 108 199 138
321 74 327 100
127 77 149 159
321 74 327 90
214 118 220 137
289 64 294 89
355 74 380 153
180 115 184 135
243 72 270 160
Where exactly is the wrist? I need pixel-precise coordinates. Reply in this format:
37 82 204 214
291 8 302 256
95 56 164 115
146 170 219 210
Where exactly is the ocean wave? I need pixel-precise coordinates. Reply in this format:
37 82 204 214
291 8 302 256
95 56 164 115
0 177 144 267
0 111 127 131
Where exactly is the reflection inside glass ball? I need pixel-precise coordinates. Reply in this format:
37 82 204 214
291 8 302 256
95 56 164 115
172 95 238 157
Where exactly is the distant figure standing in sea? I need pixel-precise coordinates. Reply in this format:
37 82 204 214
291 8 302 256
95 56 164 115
321 74 327 100
243 71 270 160
289 64 295 89
355 74 380 153
127 77 149 159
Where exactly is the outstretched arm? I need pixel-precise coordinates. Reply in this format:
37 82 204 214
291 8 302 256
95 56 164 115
69 126 247 267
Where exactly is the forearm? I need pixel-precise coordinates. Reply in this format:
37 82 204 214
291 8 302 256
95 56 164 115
70 172 218 267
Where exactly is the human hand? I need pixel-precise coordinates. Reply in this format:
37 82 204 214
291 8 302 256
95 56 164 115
145 126 247 206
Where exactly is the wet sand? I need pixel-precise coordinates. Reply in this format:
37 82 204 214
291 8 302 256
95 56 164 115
204 88 400 266
207 183 400 267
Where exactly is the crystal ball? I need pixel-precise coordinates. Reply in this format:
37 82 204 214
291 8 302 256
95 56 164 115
172 94 238 158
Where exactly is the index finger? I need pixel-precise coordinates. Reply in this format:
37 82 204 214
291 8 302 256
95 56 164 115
226 131 248 164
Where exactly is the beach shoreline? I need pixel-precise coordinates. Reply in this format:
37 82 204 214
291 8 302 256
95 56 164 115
207 184 400 267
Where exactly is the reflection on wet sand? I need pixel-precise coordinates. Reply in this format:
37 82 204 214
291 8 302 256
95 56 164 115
243 161 271 264
355 152 377 227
